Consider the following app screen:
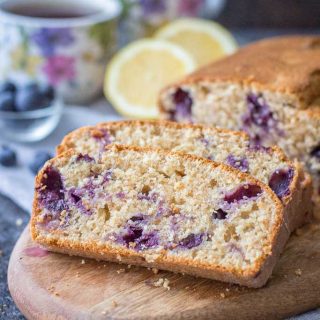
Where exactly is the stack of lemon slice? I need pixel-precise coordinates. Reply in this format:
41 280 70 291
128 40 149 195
104 18 237 119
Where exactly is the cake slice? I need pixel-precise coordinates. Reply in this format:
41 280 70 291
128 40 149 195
31 145 289 288
57 120 312 232
158 35 320 214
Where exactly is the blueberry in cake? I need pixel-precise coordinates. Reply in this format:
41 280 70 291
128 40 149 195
158 36 320 215
57 120 312 232
31 145 290 287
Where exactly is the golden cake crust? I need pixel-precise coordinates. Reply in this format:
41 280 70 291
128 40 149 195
162 36 320 109
31 145 288 288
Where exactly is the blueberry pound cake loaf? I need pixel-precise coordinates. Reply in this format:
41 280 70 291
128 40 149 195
57 120 312 232
158 36 320 211
31 145 290 287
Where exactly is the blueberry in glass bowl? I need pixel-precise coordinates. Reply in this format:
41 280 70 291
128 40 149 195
0 81 63 142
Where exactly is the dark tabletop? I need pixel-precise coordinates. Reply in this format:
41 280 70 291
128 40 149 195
0 194 28 320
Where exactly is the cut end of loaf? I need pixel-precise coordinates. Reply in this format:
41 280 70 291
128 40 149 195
159 81 319 208
31 145 286 287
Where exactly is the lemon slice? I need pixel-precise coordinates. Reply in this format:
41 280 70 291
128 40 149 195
155 18 237 67
104 39 196 119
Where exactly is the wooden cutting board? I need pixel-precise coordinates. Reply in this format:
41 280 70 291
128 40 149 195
8 223 320 320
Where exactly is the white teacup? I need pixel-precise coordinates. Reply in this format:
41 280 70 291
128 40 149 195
0 0 121 104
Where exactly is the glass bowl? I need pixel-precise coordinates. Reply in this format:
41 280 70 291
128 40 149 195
0 96 63 142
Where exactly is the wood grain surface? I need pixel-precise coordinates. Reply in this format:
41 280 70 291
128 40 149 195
8 223 320 320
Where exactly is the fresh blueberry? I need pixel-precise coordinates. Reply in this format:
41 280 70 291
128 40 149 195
0 145 17 167
15 83 45 111
0 81 16 93
29 151 52 174
40 84 55 101
24 82 39 92
0 92 15 111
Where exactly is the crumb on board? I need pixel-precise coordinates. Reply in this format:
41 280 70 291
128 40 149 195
185 286 190 290
127 264 131 269
116 254 122 261
112 300 118 307
220 293 226 298
225 288 230 292
116 268 126 274
163 279 170 290
153 278 164 287
81 259 85 265
295 268 302 276
149 278 171 290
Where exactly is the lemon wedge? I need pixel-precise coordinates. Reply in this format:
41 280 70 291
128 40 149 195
155 18 237 67
104 39 196 119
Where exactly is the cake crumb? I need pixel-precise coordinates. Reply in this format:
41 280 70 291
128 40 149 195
81 259 85 265
127 264 131 269
116 254 122 261
152 268 159 274
151 278 171 290
15 218 23 226
117 268 125 274
295 268 302 276
225 288 230 292
220 293 225 298
152 278 170 290
112 300 118 307
153 278 164 287
163 278 170 290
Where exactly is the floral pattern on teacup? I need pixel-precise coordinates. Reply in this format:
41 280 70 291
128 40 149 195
31 28 75 56
43 55 76 85
11 45 43 76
